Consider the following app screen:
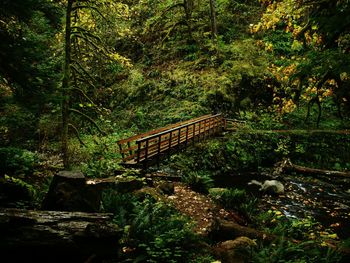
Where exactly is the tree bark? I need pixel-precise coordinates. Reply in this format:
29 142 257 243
0 208 121 262
209 0 218 39
62 0 73 169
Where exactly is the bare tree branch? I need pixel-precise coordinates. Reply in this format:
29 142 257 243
68 123 86 146
69 108 106 135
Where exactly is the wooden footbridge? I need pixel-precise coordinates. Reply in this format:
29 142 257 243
117 114 236 166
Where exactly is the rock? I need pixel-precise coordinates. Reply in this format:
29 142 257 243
157 181 175 195
214 236 257 263
0 208 122 262
134 187 164 202
113 176 144 193
42 171 101 212
211 219 276 243
0 175 33 205
42 172 145 212
248 179 285 195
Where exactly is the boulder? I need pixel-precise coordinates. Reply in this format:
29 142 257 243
214 236 257 263
0 175 33 205
42 171 101 212
248 180 285 195
134 187 164 202
42 172 145 212
0 208 122 262
156 181 175 195
113 176 144 193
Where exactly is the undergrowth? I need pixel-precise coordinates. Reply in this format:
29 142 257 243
101 190 212 262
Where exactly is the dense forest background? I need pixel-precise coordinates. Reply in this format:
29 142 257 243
1 0 350 262
1 0 349 154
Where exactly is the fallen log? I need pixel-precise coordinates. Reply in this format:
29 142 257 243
0 208 122 263
281 159 350 178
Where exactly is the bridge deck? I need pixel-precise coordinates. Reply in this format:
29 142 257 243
117 114 225 165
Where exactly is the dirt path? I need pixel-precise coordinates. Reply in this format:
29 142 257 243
167 183 243 235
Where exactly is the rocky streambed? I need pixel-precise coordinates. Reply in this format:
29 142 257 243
216 171 350 239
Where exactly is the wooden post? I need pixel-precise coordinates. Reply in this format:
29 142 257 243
168 131 173 150
158 135 162 155
209 117 212 136
145 139 149 161
185 126 189 147
118 144 125 161
192 123 196 142
127 141 132 156
177 128 181 148
136 141 141 163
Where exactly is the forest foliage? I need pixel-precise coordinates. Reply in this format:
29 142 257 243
1 0 349 187
1 1 350 262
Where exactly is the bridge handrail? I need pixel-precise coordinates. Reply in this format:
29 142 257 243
117 114 212 145
118 113 225 164
136 113 222 144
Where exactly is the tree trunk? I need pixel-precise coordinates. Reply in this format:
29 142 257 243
0 208 122 262
62 0 73 169
209 0 218 39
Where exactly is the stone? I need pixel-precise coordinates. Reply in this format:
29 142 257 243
0 208 122 262
134 187 164 202
157 181 175 195
42 171 101 212
114 176 144 193
214 236 257 263
0 176 32 205
248 180 285 195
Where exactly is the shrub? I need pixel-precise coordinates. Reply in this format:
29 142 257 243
182 171 214 194
209 187 258 219
102 192 207 263
101 190 138 227
81 158 121 178
252 237 342 263
0 147 38 176
130 198 199 263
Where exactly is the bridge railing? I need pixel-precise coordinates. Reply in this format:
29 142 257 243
117 114 224 164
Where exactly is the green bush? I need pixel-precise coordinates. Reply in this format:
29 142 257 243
102 192 207 262
182 171 214 194
0 147 38 176
130 198 199 263
252 237 341 263
209 188 258 219
253 211 343 262
81 158 121 178
101 190 138 227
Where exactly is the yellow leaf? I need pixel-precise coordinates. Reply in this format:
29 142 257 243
327 233 338 239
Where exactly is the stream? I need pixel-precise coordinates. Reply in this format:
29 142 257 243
215 172 350 239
